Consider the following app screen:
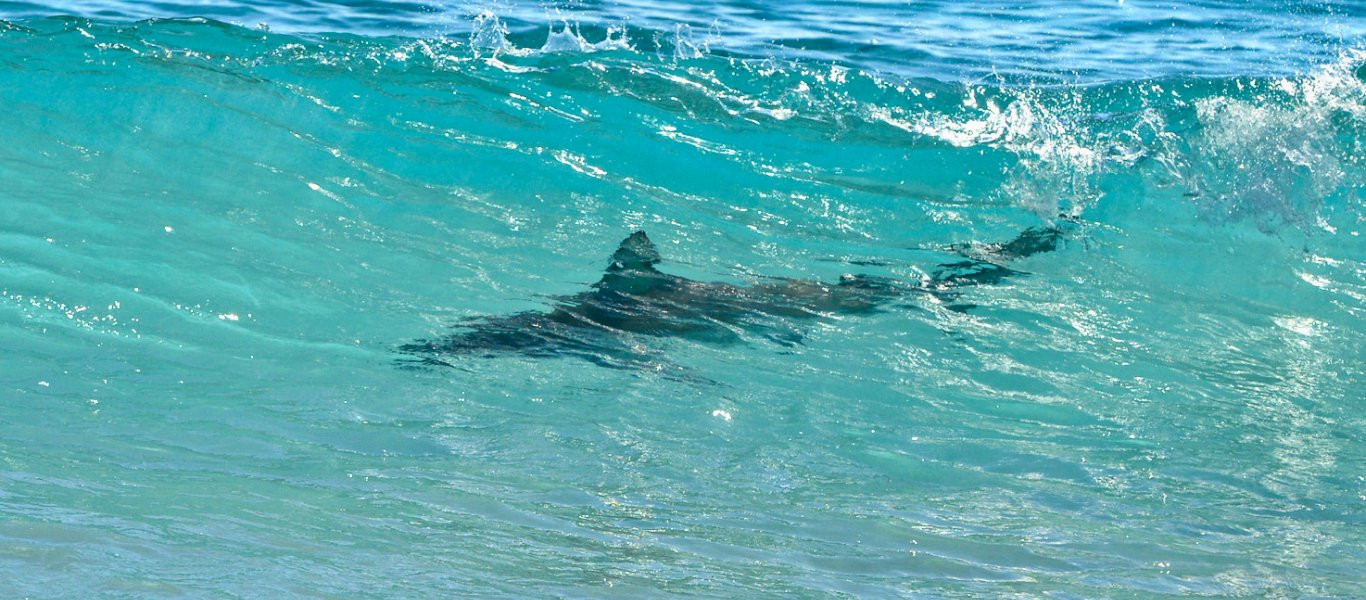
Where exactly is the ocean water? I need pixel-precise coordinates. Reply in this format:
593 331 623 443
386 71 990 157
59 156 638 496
1 1 1364 597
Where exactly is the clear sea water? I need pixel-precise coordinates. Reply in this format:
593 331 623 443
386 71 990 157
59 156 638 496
1 1 1364 597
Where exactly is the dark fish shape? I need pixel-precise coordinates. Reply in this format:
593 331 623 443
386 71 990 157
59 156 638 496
401 224 1072 369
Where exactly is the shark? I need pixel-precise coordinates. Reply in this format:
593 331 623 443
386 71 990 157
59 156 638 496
400 223 1073 369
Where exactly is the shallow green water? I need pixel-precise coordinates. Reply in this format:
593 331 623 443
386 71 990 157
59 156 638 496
1 7 1364 598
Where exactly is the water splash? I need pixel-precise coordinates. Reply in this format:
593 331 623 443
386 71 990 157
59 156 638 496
1178 50 1366 233
469 10 514 58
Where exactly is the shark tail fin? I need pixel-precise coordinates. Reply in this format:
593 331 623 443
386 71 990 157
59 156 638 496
932 216 1080 288
949 216 1079 263
608 231 662 272
987 219 1077 260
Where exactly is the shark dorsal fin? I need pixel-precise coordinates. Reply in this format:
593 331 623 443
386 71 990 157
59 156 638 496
608 231 661 272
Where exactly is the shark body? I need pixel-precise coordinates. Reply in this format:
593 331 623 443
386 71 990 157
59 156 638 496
401 225 1071 369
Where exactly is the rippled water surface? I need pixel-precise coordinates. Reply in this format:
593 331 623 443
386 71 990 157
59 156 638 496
1 1 1364 597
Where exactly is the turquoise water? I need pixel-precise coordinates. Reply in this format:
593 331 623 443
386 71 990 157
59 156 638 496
2 2 1364 597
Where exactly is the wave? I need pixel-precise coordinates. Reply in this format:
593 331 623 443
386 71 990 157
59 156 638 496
1 15 1363 240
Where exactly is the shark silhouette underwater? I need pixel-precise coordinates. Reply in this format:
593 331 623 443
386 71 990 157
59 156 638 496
400 224 1073 369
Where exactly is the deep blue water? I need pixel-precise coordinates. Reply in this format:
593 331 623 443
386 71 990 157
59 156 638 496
3 0 1364 79
1 1 1364 597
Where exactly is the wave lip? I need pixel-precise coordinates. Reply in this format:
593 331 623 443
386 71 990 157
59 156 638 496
2 13 1362 233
